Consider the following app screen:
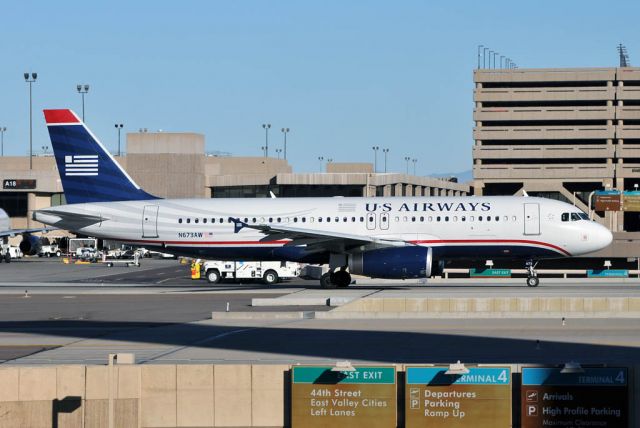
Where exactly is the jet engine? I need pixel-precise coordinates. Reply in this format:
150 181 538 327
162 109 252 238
19 234 43 256
348 246 441 279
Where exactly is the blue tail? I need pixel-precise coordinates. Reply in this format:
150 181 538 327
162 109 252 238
44 109 158 204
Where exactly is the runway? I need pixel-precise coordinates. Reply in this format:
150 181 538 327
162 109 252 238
0 257 639 365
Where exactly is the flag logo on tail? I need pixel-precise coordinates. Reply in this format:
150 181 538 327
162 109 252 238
64 155 99 176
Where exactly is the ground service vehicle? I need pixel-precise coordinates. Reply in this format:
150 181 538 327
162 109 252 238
38 244 61 257
203 260 300 284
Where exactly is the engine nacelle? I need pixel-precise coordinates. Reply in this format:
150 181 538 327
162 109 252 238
19 234 42 256
348 246 440 279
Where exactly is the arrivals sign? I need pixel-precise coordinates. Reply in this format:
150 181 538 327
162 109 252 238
291 365 396 428
405 366 511 427
521 367 628 428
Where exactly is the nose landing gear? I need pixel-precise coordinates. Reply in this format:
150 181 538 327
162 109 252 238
526 260 539 287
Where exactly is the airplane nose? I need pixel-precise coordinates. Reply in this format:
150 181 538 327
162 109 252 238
593 223 613 249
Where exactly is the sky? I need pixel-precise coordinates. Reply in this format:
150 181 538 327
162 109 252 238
1 0 639 175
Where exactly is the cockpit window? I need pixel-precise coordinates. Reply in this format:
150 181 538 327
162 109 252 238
562 212 589 222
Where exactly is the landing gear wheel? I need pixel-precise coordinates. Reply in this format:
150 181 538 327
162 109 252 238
332 270 351 288
263 270 279 285
527 276 539 287
206 269 221 284
320 272 337 289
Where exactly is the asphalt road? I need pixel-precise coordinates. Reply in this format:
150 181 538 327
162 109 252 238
0 257 639 365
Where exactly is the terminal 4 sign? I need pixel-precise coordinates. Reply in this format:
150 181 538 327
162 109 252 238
405 366 511 427
521 367 628 428
291 365 396 428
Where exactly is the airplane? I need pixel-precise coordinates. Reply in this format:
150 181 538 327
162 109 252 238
34 109 613 287
0 208 53 262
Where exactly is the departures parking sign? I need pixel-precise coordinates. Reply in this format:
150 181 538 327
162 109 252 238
291 365 396 428
521 367 628 428
405 366 511 427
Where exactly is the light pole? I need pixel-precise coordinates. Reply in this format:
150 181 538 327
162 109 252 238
275 148 282 159
477 45 483 69
404 156 411 174
483 47 489 68
318 156 324 172
0 127 6 156
115 124 123 156
24 72 37 170
262 123 271 157
281 127 289 160
382 148 389 172
493 52 498 69
76 84 90 122
261 146 266 157
372 146 379 173
412 158 417 175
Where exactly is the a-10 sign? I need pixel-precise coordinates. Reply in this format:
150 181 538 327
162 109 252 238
3 179 36 190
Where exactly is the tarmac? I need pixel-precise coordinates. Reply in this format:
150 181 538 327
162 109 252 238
0 257 639 365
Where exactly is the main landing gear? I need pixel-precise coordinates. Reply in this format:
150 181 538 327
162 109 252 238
320 268 352 289
525 260 539 287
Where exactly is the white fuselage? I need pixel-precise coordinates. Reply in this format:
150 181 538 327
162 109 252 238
35 196 613 263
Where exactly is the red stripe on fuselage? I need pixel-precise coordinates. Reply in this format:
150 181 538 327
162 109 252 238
411 239 571 256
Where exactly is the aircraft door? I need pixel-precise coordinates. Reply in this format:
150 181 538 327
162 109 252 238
523 203 540 235
366 212 376 230
379 212 389 230
142 205 159 238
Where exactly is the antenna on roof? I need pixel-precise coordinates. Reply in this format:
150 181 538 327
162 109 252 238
618 44 630 67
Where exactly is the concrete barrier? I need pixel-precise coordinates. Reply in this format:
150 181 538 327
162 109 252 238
318 296 640 318
0 364 638 427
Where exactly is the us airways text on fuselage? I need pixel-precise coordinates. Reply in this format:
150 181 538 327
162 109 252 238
365 202 492 213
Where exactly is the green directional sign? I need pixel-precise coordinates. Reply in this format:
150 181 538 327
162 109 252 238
291 365 396 428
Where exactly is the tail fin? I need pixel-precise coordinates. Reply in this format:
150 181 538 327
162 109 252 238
44 109 158 204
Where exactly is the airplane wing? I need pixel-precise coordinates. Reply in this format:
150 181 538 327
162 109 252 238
228 217 410 253
0 227 57 238
34 209 102 229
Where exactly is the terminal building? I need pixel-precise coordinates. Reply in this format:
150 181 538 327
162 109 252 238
0 132 469 241
473 66 640 257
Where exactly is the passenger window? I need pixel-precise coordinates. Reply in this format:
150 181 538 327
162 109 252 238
219 218 224 223
211 218 215 223
420 216 424 222
461 216 466 222
495 216 499 222
445 216 449 222
503 216 508 221
453 216 458 222
428 216 433 222
203 218 207 224
243 218 248 223
318 217 323 222
561 213 569 222
470 216 475 221
351 217 356 222
269 217 273 223
302 217 306 223
382 216 387 222
437 216 441 222
512 216 516 221
343 217 347 222
335 217 339 222
195 218 199 224
294 217 298 223
277 217 282 222
411 216 416 222
486 216 491 222
395 216 400 222
478 216 483 221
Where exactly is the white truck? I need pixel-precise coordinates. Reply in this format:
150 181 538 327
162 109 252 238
38 244 61 257
202 260 300 285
